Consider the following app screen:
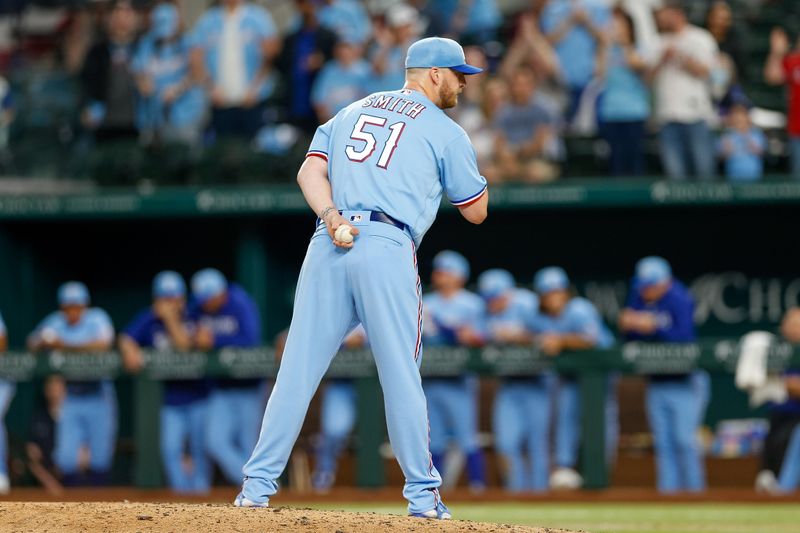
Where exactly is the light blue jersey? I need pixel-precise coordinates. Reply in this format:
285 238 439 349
311 59 371 117
484 289 538 342
423 289 485 346
527 297 613 348
189 4 277 101
32 308 114 348
541 0 610 90
32 307 117 479
318 0 372 44
132 35 206 129
308 89 487 246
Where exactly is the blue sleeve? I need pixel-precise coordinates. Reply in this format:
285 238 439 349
252 6 277 39
440 132 488 207
239 296 262 346
657 294 696 342
32 312 60 336
568 301 605 344
131 40 150 74
90 309 115 342
307 118 334 159
0 311 5 336
227 292 261 347
123 310 153 346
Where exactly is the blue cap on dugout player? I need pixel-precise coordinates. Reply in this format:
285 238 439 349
191 268 228 304
534 267 569 294
405 37 483 75
478 269 515 300
153 270 186 299
58 281 90 306
635 256 672 288
433 250 470 279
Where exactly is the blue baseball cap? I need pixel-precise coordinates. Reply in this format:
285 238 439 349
433 250 470 279
153 270 186 299
405 37 483 75
478 269 515 300
635 256 672 288
58 281 90 306
534 267 570 294
191 268 228 304
151 3 179 40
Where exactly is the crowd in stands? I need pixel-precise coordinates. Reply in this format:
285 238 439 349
2 253 800 495
0 0 796 185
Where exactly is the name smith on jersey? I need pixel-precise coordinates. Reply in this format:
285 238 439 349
362 94 427 119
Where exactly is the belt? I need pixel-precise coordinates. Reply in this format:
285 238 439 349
368 211 406 231
317 210 407 232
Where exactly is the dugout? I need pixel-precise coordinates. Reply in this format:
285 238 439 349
1 178 799 487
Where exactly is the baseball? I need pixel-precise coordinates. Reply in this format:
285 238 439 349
335 224 354 243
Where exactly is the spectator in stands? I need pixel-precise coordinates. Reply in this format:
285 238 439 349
80 0 140 142
478 269 549 492
311 37 371 123
528 266 616 490
312 325 366 492
189 0 280 140
596 7 649 177
422 251 487 491
448 48 504 182
649 0 718 181
764 27 800 181
704 1 746 83
540 0 611 121
0 311 10 494
276 0 337 133
427 0 502 45
27 282 116 486
189 268 263 486
500 10 559 87
25 376 66 495
133 2 206 147
493 65 560 183
119 271 210 494
618 256 707 493
368 3 420 93
717 101 766 182
754 307 800 494
318 0 372 45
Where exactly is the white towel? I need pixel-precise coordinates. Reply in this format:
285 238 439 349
735 331 788 407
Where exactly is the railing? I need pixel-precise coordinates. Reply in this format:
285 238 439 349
2 340 797 489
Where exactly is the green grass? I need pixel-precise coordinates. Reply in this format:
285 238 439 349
288 502 800 533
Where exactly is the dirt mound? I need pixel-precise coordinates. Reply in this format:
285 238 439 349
1 502 577 532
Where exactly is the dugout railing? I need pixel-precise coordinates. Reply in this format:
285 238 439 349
1 339 798 490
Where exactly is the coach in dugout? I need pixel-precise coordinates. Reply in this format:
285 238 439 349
190 268 263 486
119 271 210 494
619 256 708 493
27 282 116 486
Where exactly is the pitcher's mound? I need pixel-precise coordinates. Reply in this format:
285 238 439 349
2 502 578 532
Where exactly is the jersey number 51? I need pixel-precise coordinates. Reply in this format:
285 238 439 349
346 114 406 170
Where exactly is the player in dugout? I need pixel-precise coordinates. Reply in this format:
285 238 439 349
27 282 116 486
119 271 210 494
